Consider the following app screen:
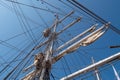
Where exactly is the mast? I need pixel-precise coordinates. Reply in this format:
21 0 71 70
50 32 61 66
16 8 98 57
39 14 58 80
36 12 80 80
0 0 119 80
23 11 81 80
22 12 110 80
21 2 110 79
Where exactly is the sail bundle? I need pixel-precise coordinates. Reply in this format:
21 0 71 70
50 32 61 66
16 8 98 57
53 22 110 62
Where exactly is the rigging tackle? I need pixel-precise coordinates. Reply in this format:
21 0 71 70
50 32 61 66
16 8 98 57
1 0 119 80
23 10 110 79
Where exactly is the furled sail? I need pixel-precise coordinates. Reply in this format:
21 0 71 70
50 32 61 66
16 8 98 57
80 30 105 46
53 23 110 62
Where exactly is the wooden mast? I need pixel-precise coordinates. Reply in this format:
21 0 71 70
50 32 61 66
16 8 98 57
23 11 82 80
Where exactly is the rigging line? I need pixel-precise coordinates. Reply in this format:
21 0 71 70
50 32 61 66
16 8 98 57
35 33 45 49
57 37 73 53
11 1 30 40
33 32 47 50
39 0 67 14
53 66 71 70
58 33 80 66
0 32 43 75
0 41 34 74
57 0 79 20
4 0 82 22
53 40 69 76
6 38 30 58
53 66 82 70
68 0 120 35
76 50 91 66
17 3 37 43
15 0 38 41
3 34 29 53
63 57 72 75
0 40 24 52
0 32 42 75
68 53 80 67
29 28 45 49
0 1 42 27
30 1 48 28
79 49 92 59
58 0 98 23
0 0 11 10
11 0 28 38
80 19 97 26
40 0 61 10
0 38 28 65
33 29 48 51
0 56 7 64
0 56 8 70
13 1 37 44
57 36 91 67
51 72 56 80
0 27 40 44
63 57 76 80
3 32 45 79
3 48 34 79
61 58 67 76
0 58 23 66
11 55 34 79
54 40 61 54
0 57 16 69
67 0 102 22
18 1 36 43
21 2 45 43
5 0 65 15
59 22 77 39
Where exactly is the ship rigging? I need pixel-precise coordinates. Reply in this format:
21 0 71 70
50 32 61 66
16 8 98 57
0 0 120 80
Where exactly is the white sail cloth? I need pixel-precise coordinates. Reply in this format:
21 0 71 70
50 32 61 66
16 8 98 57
80 30 105 46
53 23 110 62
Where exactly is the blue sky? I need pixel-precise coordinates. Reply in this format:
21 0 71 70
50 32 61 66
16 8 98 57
79 0 120 27
0 0 120 80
